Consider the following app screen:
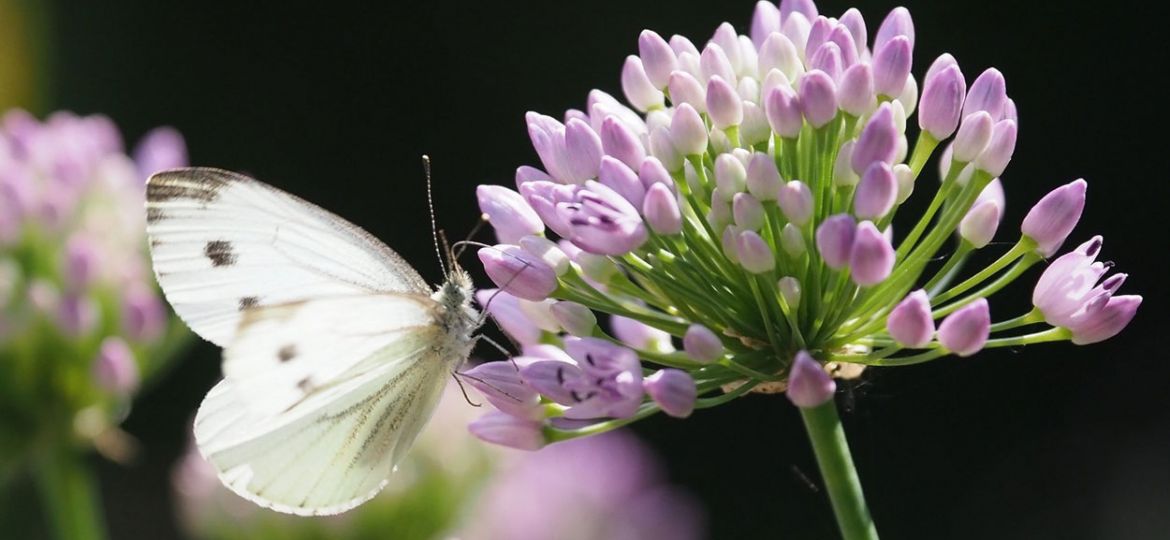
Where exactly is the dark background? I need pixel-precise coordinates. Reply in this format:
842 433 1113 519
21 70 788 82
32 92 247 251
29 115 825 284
28 0 1170 538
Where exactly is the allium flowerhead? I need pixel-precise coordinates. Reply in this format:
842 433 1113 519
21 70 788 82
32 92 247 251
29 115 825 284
468 0 1140 449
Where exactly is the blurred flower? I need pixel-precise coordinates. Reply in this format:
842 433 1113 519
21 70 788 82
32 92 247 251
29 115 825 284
466 0 1140 449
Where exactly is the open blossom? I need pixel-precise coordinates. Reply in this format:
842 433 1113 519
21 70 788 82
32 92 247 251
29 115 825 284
467 0 1139 450
0 110 187 462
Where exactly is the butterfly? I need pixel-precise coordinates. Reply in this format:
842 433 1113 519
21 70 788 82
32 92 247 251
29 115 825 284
145 167 479 515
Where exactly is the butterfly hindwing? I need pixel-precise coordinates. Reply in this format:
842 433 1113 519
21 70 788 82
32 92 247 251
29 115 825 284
146 167 430 346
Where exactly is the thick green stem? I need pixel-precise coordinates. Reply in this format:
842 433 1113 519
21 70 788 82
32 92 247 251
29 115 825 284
33 446 106 540
800 399 880 540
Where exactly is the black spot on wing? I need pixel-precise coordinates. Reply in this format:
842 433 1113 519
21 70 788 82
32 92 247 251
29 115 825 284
146 206 167 223
278 344 297 363
146 170 229 202
238 296 259 311
204 240 237 267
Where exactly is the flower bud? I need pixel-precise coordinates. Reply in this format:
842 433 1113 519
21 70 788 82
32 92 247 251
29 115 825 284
799 70 837 128
872 36 912 97
886 290 934 348
622 55 665 112
134 126 188 178
59 294 98 337
733 192 765 231
122 286 165 342
683 324 724 363
854 162 897 220
851 103 898 175
563 119 603 182
1021 179 1087 256
669 103 708 156
951 112 994 163
758 32 803 82
477 185 545 244
740 102 772 147
778 276 802 307
612 315 674 353
721 226 741 264
937 298 990 357
642 182 683 235
63 235 98 290
478 245 559 301
515 165 552 189
963 68 1008 120
637 156 672 190
893 163 914 204
751 2 781 48
736 230 775 273
780 0 818 21
1068 295 1142 345
600 116 647 171
838 8 868 57
668 70 707 112
520 235 570 276
764 84 803 138
746 152 781 201
816 214 856 269
700 43 736 85
782 12 812 57
973 119 1017 177
849 221 895 286
649 125 683 172
461 361 541 418
875 6 915 50
711 23 744 75
520 298 563 333
550 301 597 337
706 76 743 130
808 42 843 82
780 223 806 257
777 180 813 226
469 411 545 451
837 63 875 117
644 369 696 418
598 156 646 208
93 337 139 395
959 199 1001 248
638 30 678 89
714 153 747 200
918 64 966 140
786 350 835 408
708 197 733 231
833 140 859 186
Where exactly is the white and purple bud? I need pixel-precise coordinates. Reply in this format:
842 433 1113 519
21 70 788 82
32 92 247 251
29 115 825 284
668 71 707 112
637 156 673 191
461 361 542 419
1021 179 1087 257
786 350 835 408
750 2 782 48
644 369 697 418
959 199 1002 249
706 76 744 129
872 36 912 98
886 290 935 348
778 277 802 312
622 56 665 112
733 192 766 231
683 324 724 363
468 411 545 451
777 180 814 226
1033 236 1106 327
816 214 856 269
600 116 647 170
851 104 898 175
59 294 98 337
973 119 1017 177
563 119 603 182
478 245 559 301
740 102 772 147
598 156 646 208
709 197 733 231
875 6 915 50
721 225 741 263
937 298 990 357
764 84 804 139
849 221 895 286
854 162 898 220
515 165 552 190
93 337 139 395
951 111 994 163
746 152 782 201
63 235 98 290
551 301 598 337
122 286 165 342
918 63 967 140
963 68 1008 120
809 42 843 82
700 43 737 85
477 185 545 244
133 126 188 179
642 182 682 235
780 0 818 21
711 23 744 75
799 70 837 128
838 8 868 57
827 24 859 67
1068 295 1142 345
520 236 570 276
715 153 747 200
834 140 859 186
736 230 775 273
782 12 812 59
758 33 803 82
893 163 915 204
649 125 683 172
837 63 875 117
780 223 806 257
638 30 678 89
669 103 708 156
612 315 675 353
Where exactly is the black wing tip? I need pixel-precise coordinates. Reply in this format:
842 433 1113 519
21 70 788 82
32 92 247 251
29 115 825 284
147 167 256 186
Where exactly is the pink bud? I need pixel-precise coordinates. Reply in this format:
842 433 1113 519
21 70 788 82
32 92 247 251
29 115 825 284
600 116 647 170
700 43 736 86
668 71 707 112
468 411 545 450
644 369 697 418
960 199 1002 248
750 2 782 48
746 152 782 201
638 30 678 89
937 298 990 357
963 68 1008 120
93 337 139 395
973 119 1017 177
765 84 804 138
1021 179 1087 257
683 324 724 363
786 350 835 408
777 180 814 226
598 156 646 208
758 33 803 82
875 6 915 50
477 185 545 244
737 230 776 273
837 63 875 117
851 104 898 175
849 221 895 286
854 162 897 220
669 103 708 156
715 154 747 199
951 112 994 163
1068 295 1142 345
816 214 856 269
123 286 165 342
838 8 868 57
809 42 843 82
478 245 558 301
872 36 912 97
642 182 682 235
550 301 597 337
918 63 967 140
887 290 935 348
706 76 744 129
563 119 603 182
63 235 98 290
621 56 664 112
733 192 765 231
780 0 818 21
799 70 837 128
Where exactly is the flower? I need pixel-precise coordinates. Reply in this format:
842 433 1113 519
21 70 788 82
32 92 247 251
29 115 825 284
467 0 1139 450
0 110 188 462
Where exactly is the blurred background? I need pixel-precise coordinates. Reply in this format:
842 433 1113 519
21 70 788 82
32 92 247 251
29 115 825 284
1 0 1165 538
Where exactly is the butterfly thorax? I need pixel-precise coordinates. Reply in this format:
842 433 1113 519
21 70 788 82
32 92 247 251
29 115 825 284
431 269 478 364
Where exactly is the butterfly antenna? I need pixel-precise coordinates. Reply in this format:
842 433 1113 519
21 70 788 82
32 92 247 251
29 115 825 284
452 219 488 260
422 155 448 277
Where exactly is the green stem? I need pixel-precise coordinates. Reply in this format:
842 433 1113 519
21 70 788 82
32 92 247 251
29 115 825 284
800 399 880 540
32 446 106 540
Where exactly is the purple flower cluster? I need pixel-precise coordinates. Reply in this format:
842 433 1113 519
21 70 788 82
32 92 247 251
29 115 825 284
468 0 1140 447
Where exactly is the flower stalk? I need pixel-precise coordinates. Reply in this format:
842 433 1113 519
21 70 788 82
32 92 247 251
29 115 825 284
800 398 878 540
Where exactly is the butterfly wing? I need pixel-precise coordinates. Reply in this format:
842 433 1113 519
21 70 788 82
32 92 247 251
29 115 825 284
193 294 462 515
146 167 430 346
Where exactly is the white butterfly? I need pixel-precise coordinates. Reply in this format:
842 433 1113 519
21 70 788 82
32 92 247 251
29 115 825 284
146 167 479 515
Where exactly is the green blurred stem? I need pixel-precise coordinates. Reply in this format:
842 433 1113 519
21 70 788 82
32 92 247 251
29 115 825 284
32 446 106 540
800 399 880 540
